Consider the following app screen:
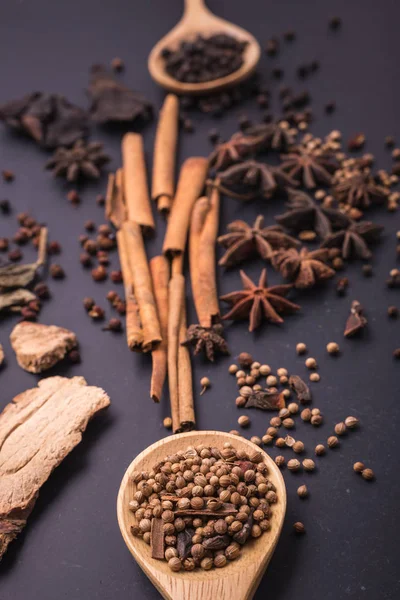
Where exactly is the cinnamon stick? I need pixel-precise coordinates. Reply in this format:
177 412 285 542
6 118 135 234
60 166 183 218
121 221 161 352
189 189 220 328
162 157 209 257
116 230 143 350
150 518 165 560
122 133 155 235
167 273 185 433
105 169 126 229
177 299 195 432
149 256 169 402
152 94 179 214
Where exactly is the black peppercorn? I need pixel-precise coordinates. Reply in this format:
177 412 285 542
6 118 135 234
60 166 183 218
34 282 50 299
50 264 65 279
0 199 10 214
83 297 95 311
8 248 22 262
80 252 92 267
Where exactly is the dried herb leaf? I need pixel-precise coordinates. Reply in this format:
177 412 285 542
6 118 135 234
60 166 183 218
344 300 367 337
0 289 36 312
87 66 153 125
245 390 285 410
289 375 312 403
0 93 88 149
0 228 47 291
202 535 231 550
176 528 194 560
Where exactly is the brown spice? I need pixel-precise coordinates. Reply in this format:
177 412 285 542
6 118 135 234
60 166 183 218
361 468 374 481
293 522 305 534
353 462 365 473
327 436 339 448
297 485 308 498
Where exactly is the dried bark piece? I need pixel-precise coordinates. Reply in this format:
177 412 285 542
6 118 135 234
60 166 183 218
0 289 36 312
150 518 165 560
0 376 110 559
87 65 153 125
0 92 88 149
10 322 78 373
344 301 367 337
245 390 286 410
289 375 312 403
105 170 127 229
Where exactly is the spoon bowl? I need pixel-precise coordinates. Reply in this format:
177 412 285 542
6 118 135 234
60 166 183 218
117 430 286 600
148 0 261 95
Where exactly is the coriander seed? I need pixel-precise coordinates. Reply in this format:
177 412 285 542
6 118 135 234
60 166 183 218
301 408 311 421
345 416 359 429
327 342 340 355
277 367 288 377
259 364 271 376
362 468 375 480
236 370 246 379
235 396 246 407
275 437 286 448
315 444 326 456
334 422 346 435
282 418 295 429
200 376 211 395
238 352 253 367
297 484 308 498
262 434 274 445
266 375 278 386
296 342 307 355
303 458 315 471
310 373 320 382
294 521 305 533
238 415 250 428
328 436 339 448
163 417 172 429
270 416 282 427
305 357 317 369
293 441 305 453
353 461 365 473
275 455 285 467
311 414 323 426
288 402 299 414
287 458 301 471
168 557 182 572
250 436 262 446
229 364 239 374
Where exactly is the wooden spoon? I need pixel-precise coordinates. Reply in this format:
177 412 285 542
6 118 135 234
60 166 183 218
117 430 286 600
148 0 261 95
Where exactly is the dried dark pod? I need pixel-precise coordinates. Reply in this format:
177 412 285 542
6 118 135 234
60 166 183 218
87 65 153 125
0 199 11 214
0 92 88 148
344 301 367 337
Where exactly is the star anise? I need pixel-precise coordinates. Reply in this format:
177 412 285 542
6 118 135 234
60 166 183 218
209 132 262 171
217 215 299 268
220 268 300 332
245 121 296 152
217 160 297 201
0 92 88 149
182 323 230 362
272 247 335 289
45 140 110 182
333 169 388 208
322 221 383 259
280 145 339 188
275 189 350 239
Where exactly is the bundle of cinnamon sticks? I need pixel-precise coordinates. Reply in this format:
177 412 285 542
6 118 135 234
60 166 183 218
105 94 217 433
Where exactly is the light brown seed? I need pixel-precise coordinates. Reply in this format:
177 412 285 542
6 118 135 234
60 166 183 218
277 367 288 377
296 342 307 355
287 459 301 471
353 461 365 473
288 402 299 414
311 414 323 426
305 357 317 369
334 422 346 435
345 416 359 429
327 436 339 448
362 468 375 480
168 557 182 572
301 408 311 421
275 455 285 467
293 441 305 453
163 417 172 429
262 434 274 445
259 364 271 376
309 373 320 382
326 342 340 355
275 437 286 448
303 458 315 471
270 416 282 427
229 364 239 374
293 521 305 533
297 484 308 498
250 436 262 446
238 415 250 427
266 375 278 386
282 418 295 429
285 435 296 448
315 444 326 456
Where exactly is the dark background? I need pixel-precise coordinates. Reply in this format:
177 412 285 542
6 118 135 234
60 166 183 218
0 1 399 599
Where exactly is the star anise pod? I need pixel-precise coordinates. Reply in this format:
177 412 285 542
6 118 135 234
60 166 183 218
0 92 88 149
272 247 335 289
45 140 110 182
322 221 383 259
245 121 295 152
217 160 297 201
333 169 388 208
275 189 350 239
209 132 262 171
217 215 299 268
220 268 300 332
182 323 230 362
280 145 339 188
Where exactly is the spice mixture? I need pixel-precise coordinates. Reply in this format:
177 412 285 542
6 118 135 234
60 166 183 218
129 443 277 571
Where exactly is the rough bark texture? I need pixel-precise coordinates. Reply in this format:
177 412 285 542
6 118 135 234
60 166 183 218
0 376 111 559
10 321 77 373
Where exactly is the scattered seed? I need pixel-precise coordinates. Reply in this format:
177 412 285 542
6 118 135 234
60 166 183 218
275 455 285 467
229 364 239 374
345 416 359 429
327 436 339 448
353 461 365 473
361 468 374 481
266 375 278 386
301 408 311 422
303 459 315 471
50 264 65 279
259 364 271 376
315 444 326 456
388 306 398 318
238 352 253 367
326 342 340 355
238 415 250 428
200 377 211 395
293 521 305 534
287 458 301 472
309 373 320 382
288 402 299 414
282 418 295 429
296 342 307 355
297 484 308 498
293 441 305 453
334 422 347 436
305 357 317 369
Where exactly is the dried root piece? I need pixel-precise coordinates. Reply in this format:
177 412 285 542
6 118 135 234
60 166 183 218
10 322 78 373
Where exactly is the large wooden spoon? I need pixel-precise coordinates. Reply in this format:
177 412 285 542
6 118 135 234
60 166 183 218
117 430 286 600
148 0 261 95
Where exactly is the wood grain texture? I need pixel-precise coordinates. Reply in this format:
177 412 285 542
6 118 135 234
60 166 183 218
148 0 261 95
117 430 286 600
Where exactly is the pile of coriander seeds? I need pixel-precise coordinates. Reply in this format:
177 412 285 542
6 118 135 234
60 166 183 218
129 443 278 571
